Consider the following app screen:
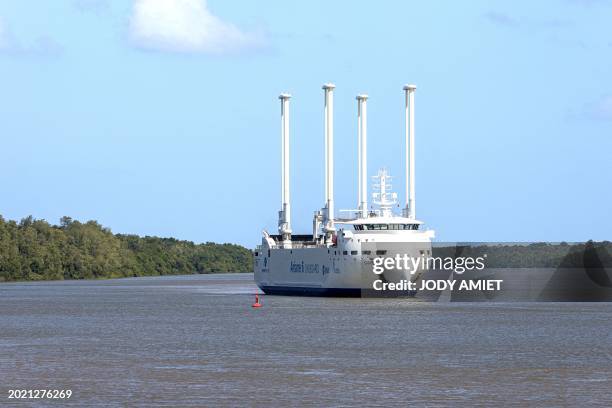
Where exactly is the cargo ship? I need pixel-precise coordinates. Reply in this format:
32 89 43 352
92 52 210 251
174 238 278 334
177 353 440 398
254 84 434 296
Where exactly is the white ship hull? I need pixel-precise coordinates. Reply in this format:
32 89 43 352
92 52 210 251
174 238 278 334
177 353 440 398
254 230 434 296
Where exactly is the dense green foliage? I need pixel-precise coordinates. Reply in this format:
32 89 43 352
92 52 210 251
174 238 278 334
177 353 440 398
0 215 253 282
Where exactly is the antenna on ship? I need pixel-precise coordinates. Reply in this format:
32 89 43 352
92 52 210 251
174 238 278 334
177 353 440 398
278 93 292 247
403 84 417 220
372 169 398 217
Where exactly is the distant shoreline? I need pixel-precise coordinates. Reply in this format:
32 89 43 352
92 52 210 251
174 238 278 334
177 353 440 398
2 214 610 283
0 215 253 283
0 271 253 284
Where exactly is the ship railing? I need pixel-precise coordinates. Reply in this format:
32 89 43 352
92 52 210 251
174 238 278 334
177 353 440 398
255 241 327 251
286 241 322 249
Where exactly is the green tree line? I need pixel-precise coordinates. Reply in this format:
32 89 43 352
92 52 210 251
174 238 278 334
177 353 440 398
0 215 253 282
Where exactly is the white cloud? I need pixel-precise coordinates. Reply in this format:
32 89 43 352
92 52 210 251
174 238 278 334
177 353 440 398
129 0 265 54
0 16 62 57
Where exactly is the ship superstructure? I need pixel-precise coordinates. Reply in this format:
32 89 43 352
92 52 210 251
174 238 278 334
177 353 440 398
254 84 434 296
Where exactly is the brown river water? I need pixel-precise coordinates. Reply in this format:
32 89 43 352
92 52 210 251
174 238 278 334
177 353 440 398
1 273 612 406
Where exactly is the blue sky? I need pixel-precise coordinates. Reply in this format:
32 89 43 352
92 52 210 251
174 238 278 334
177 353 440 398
0 0 611 247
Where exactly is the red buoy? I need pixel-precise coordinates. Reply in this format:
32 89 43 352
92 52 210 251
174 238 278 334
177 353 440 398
252 294 262 308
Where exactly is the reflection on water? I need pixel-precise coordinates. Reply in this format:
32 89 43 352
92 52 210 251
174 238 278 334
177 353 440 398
1 273 612 406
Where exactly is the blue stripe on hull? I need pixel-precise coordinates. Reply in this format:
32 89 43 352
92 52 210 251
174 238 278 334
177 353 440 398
259 285 361 297
259 285 418 298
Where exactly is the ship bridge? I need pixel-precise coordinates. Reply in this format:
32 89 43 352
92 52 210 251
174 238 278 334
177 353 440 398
337 169 425 232
341 217 423 231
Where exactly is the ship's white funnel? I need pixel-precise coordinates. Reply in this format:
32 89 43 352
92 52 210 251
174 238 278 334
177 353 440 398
356 94 368 218
278 93 292 245
322 83 336 238
403 84 416 219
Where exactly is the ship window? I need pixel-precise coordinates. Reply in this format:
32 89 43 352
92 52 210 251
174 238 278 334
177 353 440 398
362 224 392 230
254 251 259 256
395 224 420 230
351 250 358 255
362 250 371 255
343 251 348 255
376 250 387 255
268 250 271 257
